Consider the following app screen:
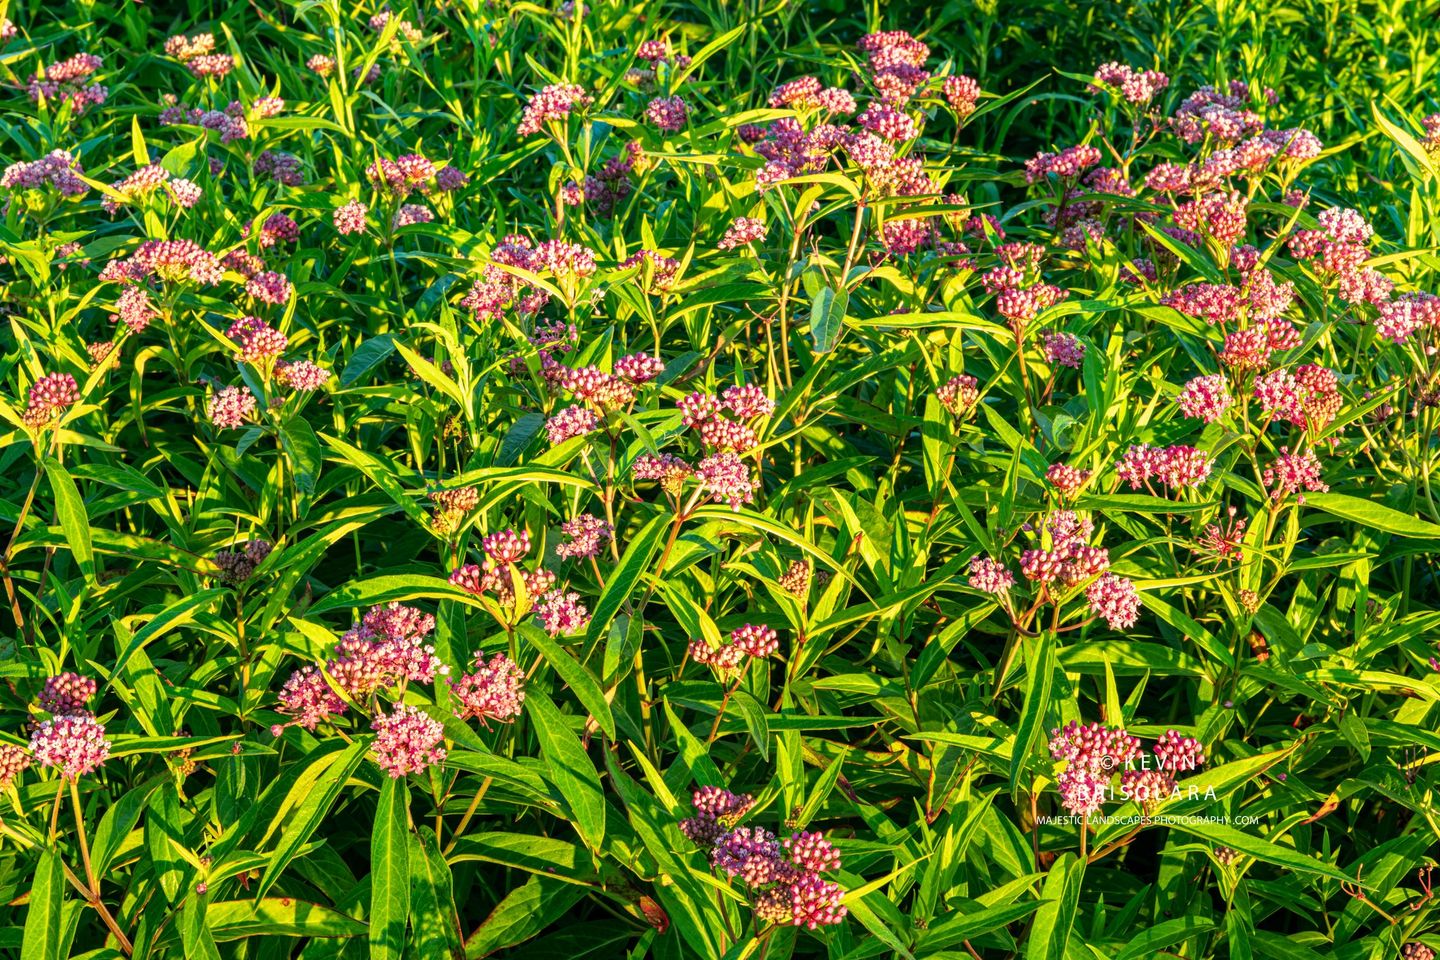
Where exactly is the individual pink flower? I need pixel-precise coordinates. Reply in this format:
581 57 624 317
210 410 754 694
371 704 447 777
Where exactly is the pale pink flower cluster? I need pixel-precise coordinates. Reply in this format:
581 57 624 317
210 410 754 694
689 624 779 675
1092 62 1169 104
206 385 257 428
372 704 447 777
517 83 594 136
556 514 614 560
26 671 110 780
718 216 766 250
1115 444 1213 492
101 239 224 286
1262 448 1328 502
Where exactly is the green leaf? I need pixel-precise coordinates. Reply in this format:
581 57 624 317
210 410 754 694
526 696 606 852
256 740 368 900
20 849 63 960
1164 820 1355 883
521 624 615 740
410 829 463 957
205 899 367 940
1114 916 1216 960
108 590 228 694
1303 492 1440 540
370 777 410 960
1023 852 1083 960
181 893 223 960
42 457 94 581
464 876 587 958
810 285 848 353
1009 633 1056 791
280 417 322 494
341 335 396 386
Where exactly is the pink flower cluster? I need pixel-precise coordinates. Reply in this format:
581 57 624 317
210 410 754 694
28 52 107 114
371 703 446 777
517 83 594 136
22 373 79 427
1115 444 1213 492
1050 722 1204 815
2 150 89 197
451 652 525 725
26 672 110 780
556 514 614 560
1092 62 1170 105
680 788 847 929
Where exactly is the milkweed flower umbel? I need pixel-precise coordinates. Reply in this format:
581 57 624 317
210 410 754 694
371 704 447 777
718 217 766 250
207 386 257 428
30 714 110 779
517 83 593 136
0 745 31 790
451 652 525 724
1086 573 1141 629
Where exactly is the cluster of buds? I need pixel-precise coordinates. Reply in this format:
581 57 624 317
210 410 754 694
21 373 80 428
1049 722 1204 816
688 624 780 677
214 539 274 585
